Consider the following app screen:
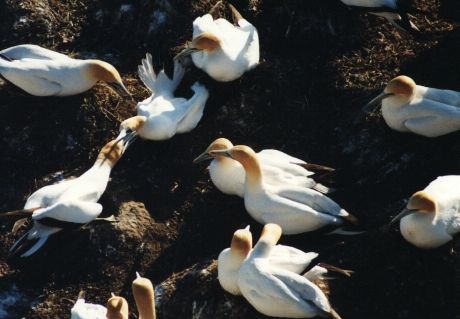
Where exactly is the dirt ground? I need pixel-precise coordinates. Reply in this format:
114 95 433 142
0 0 459 318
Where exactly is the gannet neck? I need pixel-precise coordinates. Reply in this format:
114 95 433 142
106 296 129 319
230 145 262 187
192 32 221 53
96 139 124 168
132 274 156 319
230 227 252 259
407 191 437 214
86 60 123 84
251 224 282 259
385 75 416 102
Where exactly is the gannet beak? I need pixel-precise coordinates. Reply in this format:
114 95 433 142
209 149 232 158
193 151 213 163
174 46 201 61
363 91 394 113
388 208 416 227
77 290 85 300
108 82 132 100
244 225 250 231
115 129 138 153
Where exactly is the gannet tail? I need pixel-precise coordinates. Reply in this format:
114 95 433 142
138 53 184 94
312 183 334 194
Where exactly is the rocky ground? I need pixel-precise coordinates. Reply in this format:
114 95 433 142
0 0 459 318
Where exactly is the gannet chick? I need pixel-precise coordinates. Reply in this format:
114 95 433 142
366 75 460 137
389 175 460 248
0 44 131 98
218 226 348 296
210 145 357 234
132 272 156 319
238 224 341 318
340 0 419 34
174 3 259 81
106 294 129 319
119 53 209 141
2 136 133 257
194 138 334 197
70 291 107 319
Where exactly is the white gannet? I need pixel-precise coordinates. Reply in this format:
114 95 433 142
132 272 157 319
389 175 460 248
210 145 357 234
194 138 334 198
218 226 350 296
0 44 131 98
118 53 209 141
238 224 341 318
340 0 419 34
70 291 103 319
366 75 460 137
174 2 259 82
2 136 134 257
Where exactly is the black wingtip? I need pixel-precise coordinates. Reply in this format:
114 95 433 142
0 53 12 61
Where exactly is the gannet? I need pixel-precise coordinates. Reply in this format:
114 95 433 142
210 145 357 234
389 175 460 248
2 136 134 257
106 294 129 319
132 272 156 319
218 226 350 296
340 0 419 34
118 53 209 141
238 224 341 318
194 138 334 197
366 75 460 137
174 2 259 82
70 291 106 319
0 44 131 97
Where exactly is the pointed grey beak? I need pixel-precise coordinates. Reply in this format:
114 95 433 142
193 151 214 164
115 129 138 153
363 91 394 113
388 208 416 227
174 47 201 61
108 82 132 100
209 149 232 158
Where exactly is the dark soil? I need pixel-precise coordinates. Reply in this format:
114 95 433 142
0 0 459 318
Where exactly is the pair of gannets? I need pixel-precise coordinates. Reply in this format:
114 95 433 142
218 225 351 296
71 291 128 319
71 272 156 319
1 135 134 257
0 44 130 98
389 175 460 249
367 75 460 137
175 2 259 82
340 0 419 34
194 138 334 197
119 53 209 141
196 141 356 234
221 224 342 318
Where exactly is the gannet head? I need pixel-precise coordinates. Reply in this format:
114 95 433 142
87 60 132 99
193 137 234 163
259 223 282 245
230 225 252 259
389 191 436 226
119 115 146 138
174 32 221 61
97 138 129 167
210 144 259 169
106 295 129 319
365 75 416 111
132 272 156 319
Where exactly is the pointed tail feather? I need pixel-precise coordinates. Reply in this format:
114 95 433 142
329 307 342 319
312 183 334 194
327 227 367 236
295 162 335 173
317 263 353 277
138 53 184 94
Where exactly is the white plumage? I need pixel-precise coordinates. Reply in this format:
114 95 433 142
71 297 107 319
119 53 209 140
0 44 130 97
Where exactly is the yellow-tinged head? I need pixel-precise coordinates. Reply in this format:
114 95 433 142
97 139 125 167
259 223 282 245
191 32 221 52
193 138 234 163
231 226 252 259
87 60 131 99
106 295 129 319
132 272 156 319
120 116 147 134
407 191 436 213
384 75 417 98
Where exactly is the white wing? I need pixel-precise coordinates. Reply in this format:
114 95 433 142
0 44 71 61
33 199 102 224
24 178 78 209
269 245 318 274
